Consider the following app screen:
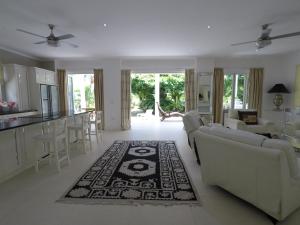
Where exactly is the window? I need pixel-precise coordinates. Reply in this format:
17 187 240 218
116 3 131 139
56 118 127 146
68 74 95 113
223 73 248 109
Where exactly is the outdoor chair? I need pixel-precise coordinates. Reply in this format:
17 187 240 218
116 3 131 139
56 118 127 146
156 102 184 121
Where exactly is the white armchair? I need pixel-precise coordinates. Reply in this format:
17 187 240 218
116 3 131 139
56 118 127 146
224 109 275 134
286 121 300 138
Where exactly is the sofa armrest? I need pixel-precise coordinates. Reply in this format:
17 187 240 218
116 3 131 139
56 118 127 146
224 118 246 129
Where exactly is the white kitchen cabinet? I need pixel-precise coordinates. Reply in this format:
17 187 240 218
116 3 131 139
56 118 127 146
35 68 46 84
46 70 56 85
30 67 56 85
3 64 30 111
0 130 21 178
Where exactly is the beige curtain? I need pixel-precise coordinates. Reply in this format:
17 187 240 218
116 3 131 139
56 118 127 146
121 70 131 130
94 69 105 129
248 68 264 117
185 69 196 112
212 68 224 123
57 69 68 115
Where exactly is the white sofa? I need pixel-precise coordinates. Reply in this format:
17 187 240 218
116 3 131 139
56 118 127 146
194 126 300 221
183 111 204 164
224 109 275 134
183 111 218 164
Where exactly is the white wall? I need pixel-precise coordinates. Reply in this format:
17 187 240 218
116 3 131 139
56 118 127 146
57 57 197 130
0 48 40 67
121 58 196 73
195 55 298 123
57 55 297 129
215 55 291 111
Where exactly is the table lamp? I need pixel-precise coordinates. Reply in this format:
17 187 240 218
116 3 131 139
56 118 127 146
268 83 290 110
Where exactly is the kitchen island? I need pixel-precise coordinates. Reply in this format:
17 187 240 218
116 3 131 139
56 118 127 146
0 111 90 183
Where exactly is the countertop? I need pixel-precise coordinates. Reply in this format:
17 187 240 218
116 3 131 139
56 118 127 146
0 110 37 116
0 111 90 132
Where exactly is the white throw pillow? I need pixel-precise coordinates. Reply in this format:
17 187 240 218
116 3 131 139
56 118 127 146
262 139 299 178
183 111 202 133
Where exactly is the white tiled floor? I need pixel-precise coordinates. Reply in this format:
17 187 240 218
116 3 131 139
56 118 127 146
0 118 300 225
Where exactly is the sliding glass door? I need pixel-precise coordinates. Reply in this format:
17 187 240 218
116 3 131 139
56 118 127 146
223 73 248 110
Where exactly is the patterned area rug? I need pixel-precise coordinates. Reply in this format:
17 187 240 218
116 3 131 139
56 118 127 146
58 140 201 206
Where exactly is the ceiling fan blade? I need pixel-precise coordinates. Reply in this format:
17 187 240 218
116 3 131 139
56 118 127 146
231 40 256 46
270 32 300 40
34 41 47 44
56 34 74 40
16 29 46 38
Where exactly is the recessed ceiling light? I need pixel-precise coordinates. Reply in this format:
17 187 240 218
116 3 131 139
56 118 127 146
207 25 211 29
103 23 108 27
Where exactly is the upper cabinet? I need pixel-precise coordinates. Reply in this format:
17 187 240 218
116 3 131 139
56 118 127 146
3 64 30 111
31 67 56 85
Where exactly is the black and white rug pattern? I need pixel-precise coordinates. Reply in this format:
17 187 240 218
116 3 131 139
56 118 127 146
58 140 201 206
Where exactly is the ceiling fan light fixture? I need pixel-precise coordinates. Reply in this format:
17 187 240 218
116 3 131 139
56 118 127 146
47 39 60 47
256 39 271 49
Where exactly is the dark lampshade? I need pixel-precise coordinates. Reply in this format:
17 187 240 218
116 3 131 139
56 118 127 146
268 83 290 93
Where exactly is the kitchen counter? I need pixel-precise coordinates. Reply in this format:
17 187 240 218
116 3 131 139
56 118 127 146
0 110 39 120
0 111 90 132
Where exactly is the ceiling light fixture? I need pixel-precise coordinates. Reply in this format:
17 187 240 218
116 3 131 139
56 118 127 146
103 23 108 27
207 25 211 29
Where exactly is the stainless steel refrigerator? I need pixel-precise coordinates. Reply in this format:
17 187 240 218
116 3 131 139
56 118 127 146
40 85 59 116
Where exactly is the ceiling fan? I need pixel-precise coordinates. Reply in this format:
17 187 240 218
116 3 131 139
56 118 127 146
231 24 300 49
16 24 78 48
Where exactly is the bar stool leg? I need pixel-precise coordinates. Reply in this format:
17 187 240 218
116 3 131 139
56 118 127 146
82 129 87 153
88 127 92 151
34 144 40 172
47 142 52 165
95 123 99 143
53 141 61 172
65 135 70 165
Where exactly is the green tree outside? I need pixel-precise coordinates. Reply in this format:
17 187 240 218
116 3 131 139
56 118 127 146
131 73 185 114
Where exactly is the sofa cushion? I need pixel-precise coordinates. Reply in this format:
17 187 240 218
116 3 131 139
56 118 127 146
262 139 299 178
238 111 258 125
199 125 266 146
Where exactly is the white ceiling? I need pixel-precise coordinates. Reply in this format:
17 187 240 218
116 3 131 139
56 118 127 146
1 0 300 60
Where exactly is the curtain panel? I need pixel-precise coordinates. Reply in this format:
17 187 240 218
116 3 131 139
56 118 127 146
212 68 224 123
184 69 196 112
57 69 68 115
248 68 264 117
121 70 131 130
94 69 105 129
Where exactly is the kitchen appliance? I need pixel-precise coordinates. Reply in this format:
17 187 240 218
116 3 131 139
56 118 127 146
40 84 59 116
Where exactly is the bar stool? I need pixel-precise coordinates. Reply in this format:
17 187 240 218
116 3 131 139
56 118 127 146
68 113 92 153
89 111 103 143
33 118 70 172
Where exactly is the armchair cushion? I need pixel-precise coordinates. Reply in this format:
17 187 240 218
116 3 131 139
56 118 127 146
238 110 258 125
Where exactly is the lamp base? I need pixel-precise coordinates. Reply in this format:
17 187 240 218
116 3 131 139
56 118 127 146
273 94 283 110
